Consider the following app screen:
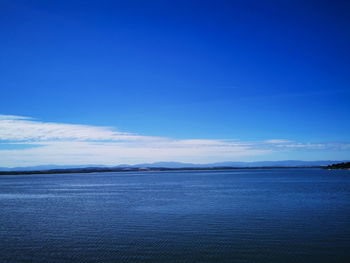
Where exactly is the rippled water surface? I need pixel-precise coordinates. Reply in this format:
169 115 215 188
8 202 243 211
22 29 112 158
1 169 350 263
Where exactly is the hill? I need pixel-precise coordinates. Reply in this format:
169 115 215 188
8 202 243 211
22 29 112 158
324 162 350 169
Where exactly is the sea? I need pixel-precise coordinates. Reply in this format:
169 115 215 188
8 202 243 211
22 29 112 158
0 168 349 263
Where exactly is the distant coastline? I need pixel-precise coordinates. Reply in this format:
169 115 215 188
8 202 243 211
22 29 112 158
324 162 350 170
0 166 326 175
1 160 348 175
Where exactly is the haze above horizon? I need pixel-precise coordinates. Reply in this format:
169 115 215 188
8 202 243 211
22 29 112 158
1 0 349 167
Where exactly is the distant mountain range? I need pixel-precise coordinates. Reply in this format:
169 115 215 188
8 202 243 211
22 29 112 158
0 160 347 171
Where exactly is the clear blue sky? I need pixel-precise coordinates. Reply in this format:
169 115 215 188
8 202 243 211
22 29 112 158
0 0 349 166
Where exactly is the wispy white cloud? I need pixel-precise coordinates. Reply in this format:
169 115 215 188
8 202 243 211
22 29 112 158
0 114 152 142
263 139 293 144
0 141 269 167
0 115 33 120
0 114 349 167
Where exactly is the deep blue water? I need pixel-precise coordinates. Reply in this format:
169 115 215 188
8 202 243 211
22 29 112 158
0 168 349 263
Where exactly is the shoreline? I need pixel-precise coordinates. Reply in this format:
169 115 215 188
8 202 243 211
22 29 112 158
0 166 324 176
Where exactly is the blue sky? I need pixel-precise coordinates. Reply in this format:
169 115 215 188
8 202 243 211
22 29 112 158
0 0 349 166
